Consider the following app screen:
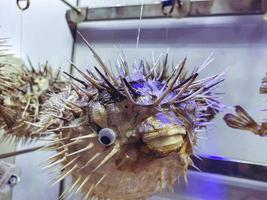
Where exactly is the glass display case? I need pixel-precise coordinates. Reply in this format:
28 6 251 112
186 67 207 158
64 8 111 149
1 0 267 200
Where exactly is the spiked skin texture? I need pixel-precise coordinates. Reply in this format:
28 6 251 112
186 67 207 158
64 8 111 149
0 44 65 143
30 33 226 200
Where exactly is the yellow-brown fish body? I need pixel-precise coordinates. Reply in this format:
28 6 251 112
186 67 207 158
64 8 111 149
33 34 226 200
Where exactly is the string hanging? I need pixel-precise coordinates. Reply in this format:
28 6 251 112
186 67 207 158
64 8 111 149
136 0 144 49
16 0 30 57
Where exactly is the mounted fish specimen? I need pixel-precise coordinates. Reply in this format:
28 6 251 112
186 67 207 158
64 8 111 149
30 33 226 200
224 73 267 136
0 41 65 143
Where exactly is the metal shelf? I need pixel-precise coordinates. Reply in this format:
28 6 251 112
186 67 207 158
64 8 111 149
65 0 267 37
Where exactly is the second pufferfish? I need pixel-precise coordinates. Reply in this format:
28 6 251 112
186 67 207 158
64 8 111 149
0 47 65 143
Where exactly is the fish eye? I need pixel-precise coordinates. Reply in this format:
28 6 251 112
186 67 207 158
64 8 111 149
98 128 117 146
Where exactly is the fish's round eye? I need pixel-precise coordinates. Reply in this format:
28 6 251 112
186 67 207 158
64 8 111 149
98 128 117 146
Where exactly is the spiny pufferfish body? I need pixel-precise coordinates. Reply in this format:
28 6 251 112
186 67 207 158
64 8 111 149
32 33 225 200
0 54 65 143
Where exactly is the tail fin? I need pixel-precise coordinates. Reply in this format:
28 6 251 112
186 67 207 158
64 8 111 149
223 105 260 135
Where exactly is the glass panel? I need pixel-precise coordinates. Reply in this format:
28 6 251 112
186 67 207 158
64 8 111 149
1 1 267 200
74 14 267 164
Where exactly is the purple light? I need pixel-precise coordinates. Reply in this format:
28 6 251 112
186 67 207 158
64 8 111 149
199 154 229 161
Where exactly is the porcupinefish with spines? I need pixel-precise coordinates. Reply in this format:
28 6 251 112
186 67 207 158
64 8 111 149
0 44 66 143
29 32 226 200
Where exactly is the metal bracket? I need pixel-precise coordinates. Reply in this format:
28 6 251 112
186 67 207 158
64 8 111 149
65 0 192 37
65 0 266 38
65 7 87 37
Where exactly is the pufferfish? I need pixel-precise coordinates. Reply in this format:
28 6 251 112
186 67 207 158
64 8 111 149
0 49 65 143
32 32 226 200
224 73 267 136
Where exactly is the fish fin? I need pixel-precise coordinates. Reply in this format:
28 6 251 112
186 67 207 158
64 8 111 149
223 105 261 135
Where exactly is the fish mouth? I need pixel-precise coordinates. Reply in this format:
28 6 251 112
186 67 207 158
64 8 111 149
141 125 187 155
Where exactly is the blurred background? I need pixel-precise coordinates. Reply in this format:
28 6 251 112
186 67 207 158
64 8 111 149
1 0 267 199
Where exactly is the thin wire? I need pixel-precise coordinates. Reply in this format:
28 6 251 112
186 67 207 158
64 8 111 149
136 0 144 49
19 11 23 57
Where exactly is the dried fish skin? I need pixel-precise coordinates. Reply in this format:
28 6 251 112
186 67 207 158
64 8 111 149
224 105 267 136
37 35 225 200
224 73 267 136
0 46 66 143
